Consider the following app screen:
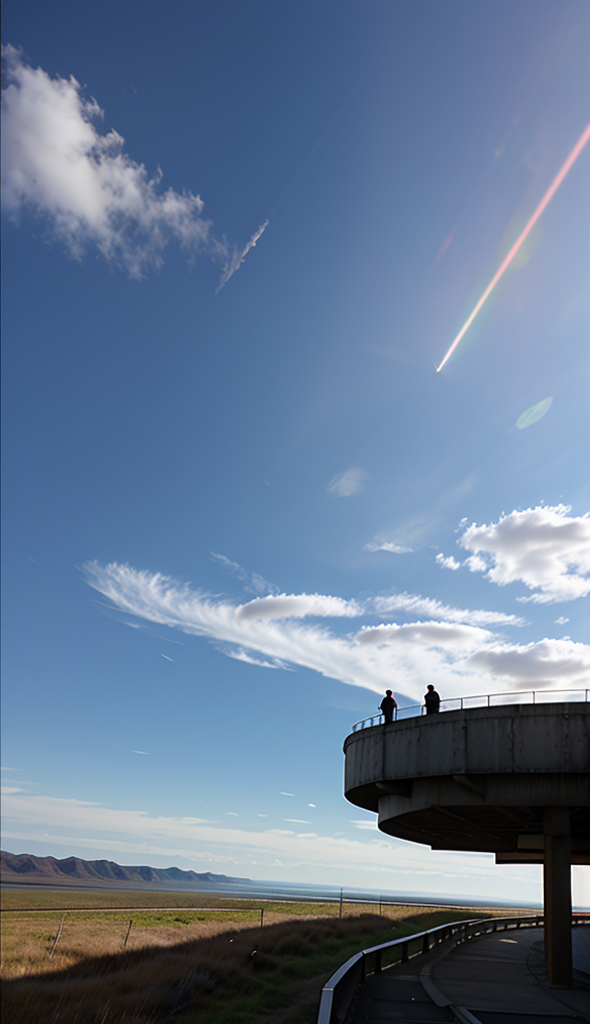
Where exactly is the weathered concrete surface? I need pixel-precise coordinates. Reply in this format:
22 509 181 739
344 704 589 790
430 927 590 1020
343 704 590 855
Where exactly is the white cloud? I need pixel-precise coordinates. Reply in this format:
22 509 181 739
213 645 290 670
555 616 569 625
364 539 413 554
1 46 240 282
436 553 461 571
81 560 590 695
210 552 278 596
468 637 590 686
237 593 363 621
372 593 525 628
215 219 268 293
357 621 490 650
458 504 590 604
1 791 526 886
327 467 367 497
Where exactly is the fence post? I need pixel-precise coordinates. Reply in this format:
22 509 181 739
339 888 343 918
260 909 264 927
123 919 133 948
49 915 64 958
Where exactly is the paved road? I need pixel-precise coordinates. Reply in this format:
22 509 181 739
351 927 590 1024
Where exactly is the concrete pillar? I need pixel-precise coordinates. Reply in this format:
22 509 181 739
543 807 572 987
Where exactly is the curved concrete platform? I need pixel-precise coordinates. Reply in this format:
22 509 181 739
349 928 590 1024
344 703 590 856
343 702 590 986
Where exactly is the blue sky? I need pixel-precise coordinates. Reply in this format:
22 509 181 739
2 0 589 907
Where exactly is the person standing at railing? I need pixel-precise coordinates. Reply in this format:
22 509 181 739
379 689 398 724
424 684 441 714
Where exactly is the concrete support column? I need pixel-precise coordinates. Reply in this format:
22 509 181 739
543 807 572 988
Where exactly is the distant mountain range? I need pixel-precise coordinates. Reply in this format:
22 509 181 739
1 850 249 889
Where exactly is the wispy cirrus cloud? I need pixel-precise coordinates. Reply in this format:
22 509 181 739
458 504 590 604
1 46 261 287
3 790 528 894
327 467 367 497
372 593 525 628
210 553 279 596
364 539 412 554
215 219 269 293
81 559 590 696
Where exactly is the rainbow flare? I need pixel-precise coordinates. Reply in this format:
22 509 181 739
436 120 590 373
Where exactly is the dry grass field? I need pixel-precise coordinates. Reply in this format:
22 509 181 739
1 888 519 1024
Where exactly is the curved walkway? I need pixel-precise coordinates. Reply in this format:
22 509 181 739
351 927 590 1024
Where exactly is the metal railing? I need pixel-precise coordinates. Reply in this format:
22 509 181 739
351 687 590 733
316 912 590 1024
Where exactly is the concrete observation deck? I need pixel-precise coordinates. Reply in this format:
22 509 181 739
344 703 589 860
343 701 590 986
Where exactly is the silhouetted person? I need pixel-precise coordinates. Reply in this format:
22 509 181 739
424 684 440 714
379 689 398 724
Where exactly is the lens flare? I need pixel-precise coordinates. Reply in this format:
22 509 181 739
516 396 553 429
436 121 590 373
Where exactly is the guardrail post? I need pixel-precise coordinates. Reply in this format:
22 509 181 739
422 934 429 954
401 941 408 963
375 949 382 973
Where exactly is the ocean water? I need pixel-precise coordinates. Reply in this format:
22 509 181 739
151 878 542 910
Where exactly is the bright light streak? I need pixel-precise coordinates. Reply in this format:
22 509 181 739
436 121 590 373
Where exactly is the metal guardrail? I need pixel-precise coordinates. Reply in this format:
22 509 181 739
351 687 590 733
316 912 590 1024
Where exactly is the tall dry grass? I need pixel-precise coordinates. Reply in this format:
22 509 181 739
0 902 413 979
1 913 386 1022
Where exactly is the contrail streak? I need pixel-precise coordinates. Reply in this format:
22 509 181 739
436 120 590 373
216 220 269 294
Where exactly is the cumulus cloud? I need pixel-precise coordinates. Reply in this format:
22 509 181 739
436 553 461 571
468 637 590 687
327 467 367 497
459 504 590 604
82 560 590 696
555 616 569 625
1 46 250 283
357 621 490 650
237 593 363 621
